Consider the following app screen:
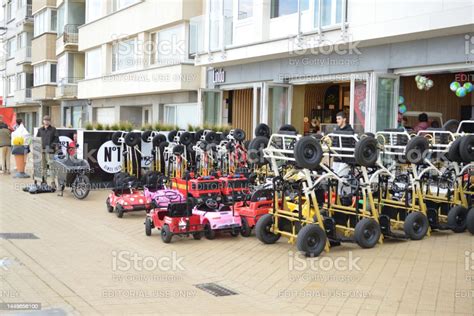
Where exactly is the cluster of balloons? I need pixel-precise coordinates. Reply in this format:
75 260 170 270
415 75 434 91
450 81 473 98
398 95 407 114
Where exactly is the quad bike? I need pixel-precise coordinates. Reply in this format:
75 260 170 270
192 199 242 239
145 200 204 243
234 186 273 237
106 172 152 218
373 130 432 240
255 126 383 257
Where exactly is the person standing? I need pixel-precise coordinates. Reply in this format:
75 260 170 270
0 115 12 175
335 111 354 132
11 118 31 178
36 115 59 186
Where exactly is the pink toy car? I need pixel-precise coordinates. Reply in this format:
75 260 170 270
192 199 242 239
143 186 184 209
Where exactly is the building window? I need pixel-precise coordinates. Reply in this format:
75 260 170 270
315 0 344 27
271 0 309 18
86 0 102 23
17 73 25 90
34 9 57 37
112 0 139 12
85 48 101 78
7 75 16 96
6 37 16 58
6 0 14 21
33 63 57 86
153 26 186 66
112 38 137 72
238 0 253 19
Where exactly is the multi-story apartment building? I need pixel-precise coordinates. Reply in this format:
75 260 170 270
31 0 60 126
55 0 86 128
1 0 37 132
77 0 203 128
194 0 474 136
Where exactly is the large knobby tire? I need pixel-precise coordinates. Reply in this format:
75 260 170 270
145 217 153 236
403 212 429 240
446 137 463 163
205 131 218 143
466 208 474 235
173 145 185 155
233 129 246 141
195 129 205 142
354 218 381 248
161 225 173 243
179 132 193 146
294 136 323 169
125 133 141 147
405 136 429 165
255 123 271 138
296 224 327 257
459 135 474 163
255 214 281 244
152 134 167 147
279 124 297 134
447 205 468 233
248 136 269 166
141 130 153 143
240 217 252 237
443 119 460 133
111 131 123 145
354 137 379 167
168 130 178 142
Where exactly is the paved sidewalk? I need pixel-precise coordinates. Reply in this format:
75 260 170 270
0 174 473 315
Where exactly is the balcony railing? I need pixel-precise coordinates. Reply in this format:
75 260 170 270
57 77 83 98
63 24 79 45
16 4 33 25
15 46 32 64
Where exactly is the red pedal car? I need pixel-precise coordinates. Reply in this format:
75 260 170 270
172 175 222 205
234 188 273 237
106 173 152 218
145 202 204 243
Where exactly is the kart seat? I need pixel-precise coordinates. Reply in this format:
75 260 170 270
167 202 189 217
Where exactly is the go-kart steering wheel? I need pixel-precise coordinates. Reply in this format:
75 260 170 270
205 199 218 209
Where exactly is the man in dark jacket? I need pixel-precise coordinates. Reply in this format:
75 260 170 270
335 111 354 132
36 115 59 185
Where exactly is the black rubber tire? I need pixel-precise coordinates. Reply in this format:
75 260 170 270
447 205 468 233
354 218 381 248
230 229 239 237
240 217 252 237
403 212 429 240
355 137 379 167
145 217 153 236
161 225 173 243
466 208 474 234
111 131 123 145
205 131 218 143
443 119 460 133
255 214 281 244
179 132 193 146
125 133 141 147
447 137 463 163
220 131 229 141
247 136 269 166
294 136 323 169
204 224 216 240
173 144 185 155
72 175 90 200
296 224 327 257
152 134 167 147
193 232 202 240
243 140 250 150
141 130 153 143
459 135 474 163
255 123 271 138
405 136 429 165
106 197 114 213
279 124 297 133
116 204 124 218
167 130 178 142
233 129 246 141
158 142 169 155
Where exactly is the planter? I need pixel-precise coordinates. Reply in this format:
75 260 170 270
14 154 25 173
